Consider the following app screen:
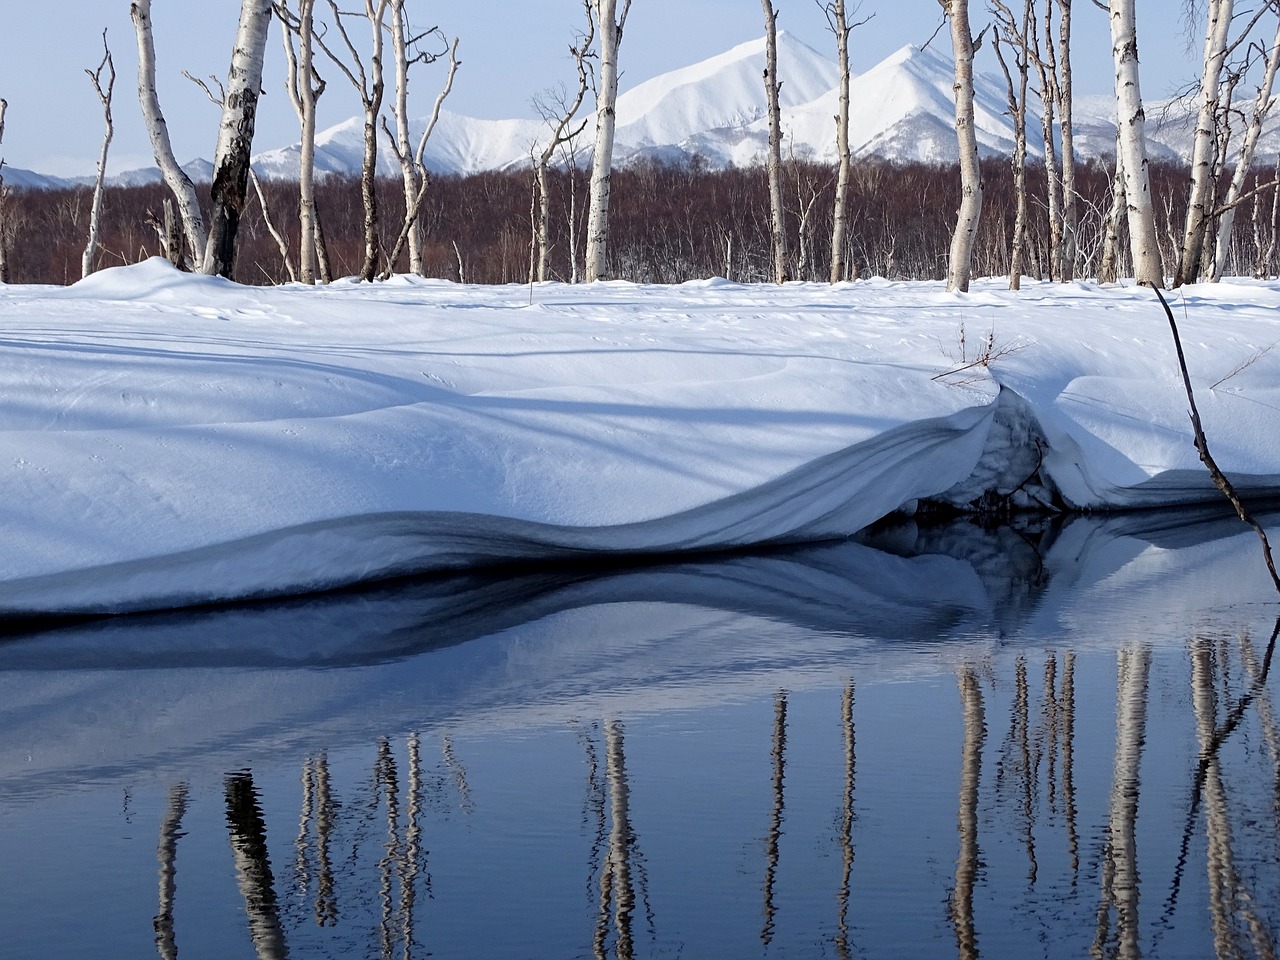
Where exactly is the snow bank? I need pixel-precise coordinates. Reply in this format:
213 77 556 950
2 260 1278 614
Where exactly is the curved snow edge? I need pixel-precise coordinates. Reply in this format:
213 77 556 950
0 403 996 615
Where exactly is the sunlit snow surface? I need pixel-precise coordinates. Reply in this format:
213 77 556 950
2 259 1279 614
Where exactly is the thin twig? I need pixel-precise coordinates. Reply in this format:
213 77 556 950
1156 286 1280 594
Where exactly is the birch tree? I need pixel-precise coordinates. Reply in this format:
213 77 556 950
1174 0 1234 287
1213 9 1280 280
762 0 790 284
1055 0 1079 279
276 0 325 284
382 29 459 279
203 0 274 279
83 32 115 279
939 0 984 293
584 0 631 283
0 98 8 284
316 0 391 282
532 5 593 283
1029 4 1064 279
130 0 207 269
824 0 857 283
383 5 459 277
991 1 1031 289
1107 0 1162 286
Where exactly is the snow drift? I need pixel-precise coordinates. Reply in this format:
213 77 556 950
3 259 1280 615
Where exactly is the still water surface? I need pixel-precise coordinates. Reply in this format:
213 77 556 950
3 509 1280 959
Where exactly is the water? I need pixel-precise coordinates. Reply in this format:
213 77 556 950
3 509 1280 959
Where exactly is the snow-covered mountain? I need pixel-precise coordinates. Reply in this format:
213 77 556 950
10 32 1272 188
245 31 1270 177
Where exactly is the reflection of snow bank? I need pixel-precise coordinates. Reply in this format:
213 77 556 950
1 508 1276 800
3 260 1280 613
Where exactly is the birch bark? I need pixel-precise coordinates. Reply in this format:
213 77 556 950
131 0 208 269
203 0 273 278
1175 0 1233 287
584 0 630 282
1109 0 1162 286
940 0 983 293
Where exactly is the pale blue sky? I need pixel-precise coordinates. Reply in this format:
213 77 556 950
0 1 1199 179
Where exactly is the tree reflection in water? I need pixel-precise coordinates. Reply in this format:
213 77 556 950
13 515 1280 959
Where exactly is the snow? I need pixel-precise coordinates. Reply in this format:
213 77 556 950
3 258 1280 615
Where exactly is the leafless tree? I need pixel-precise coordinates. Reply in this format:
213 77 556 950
83 31 116 279
1055 0 1079 279
276 0 326 283
315 0 391 281
532 2 593 283
1098 143 1127 282
991 0 1032 289
939 0 984 292
762 0 790 283
1029 2 1064 279
584 0 632 282
1175 0 1235 287
130 0 207 269
823 0 868 282
203 0 274 279
1105 0 1162 286
1213 8 1280 280
382 5 459 277
0 97 9 283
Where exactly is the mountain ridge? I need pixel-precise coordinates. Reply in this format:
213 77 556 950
6 33 1257 189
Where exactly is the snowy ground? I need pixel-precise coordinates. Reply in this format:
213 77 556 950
2 259 1279 615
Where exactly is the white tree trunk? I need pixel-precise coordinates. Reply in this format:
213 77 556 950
1176 0 1233 287
1213 13 1280 280
383 34 460 280
83 33 115 279
762 0 790 284
1109 0 1162 287
203 0 273 278
130 0 207 269
828 0 852 283
278 0 322 283
1056 0 1079 280
0 98 9 284
584 0 630 282
941 0 983 293
991 2 1030 290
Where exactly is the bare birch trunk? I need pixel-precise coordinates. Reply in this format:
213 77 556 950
535 6 592 283
584 0 630 282
130 0 207 269
203 0 273 279
1056 0 1079 279
1099 145 1127 283
382 34 459 279
1031 8 1063 280
316 0 390 282
278 0 323 283
1109 0 1162 286
250 168 296 281
762 0 790 283
1175 0 1233 287
0 98 8 283
83 33 115 279
941 0 983 293
1213 13 1280 280
828 0 852 283
992 2 1030 290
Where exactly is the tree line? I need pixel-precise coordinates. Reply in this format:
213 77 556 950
2 0 1280 289
6 155 1280 286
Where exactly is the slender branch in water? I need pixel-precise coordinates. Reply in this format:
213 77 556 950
1155 287 1280 594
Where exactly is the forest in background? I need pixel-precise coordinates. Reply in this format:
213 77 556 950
5 156 1275 287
